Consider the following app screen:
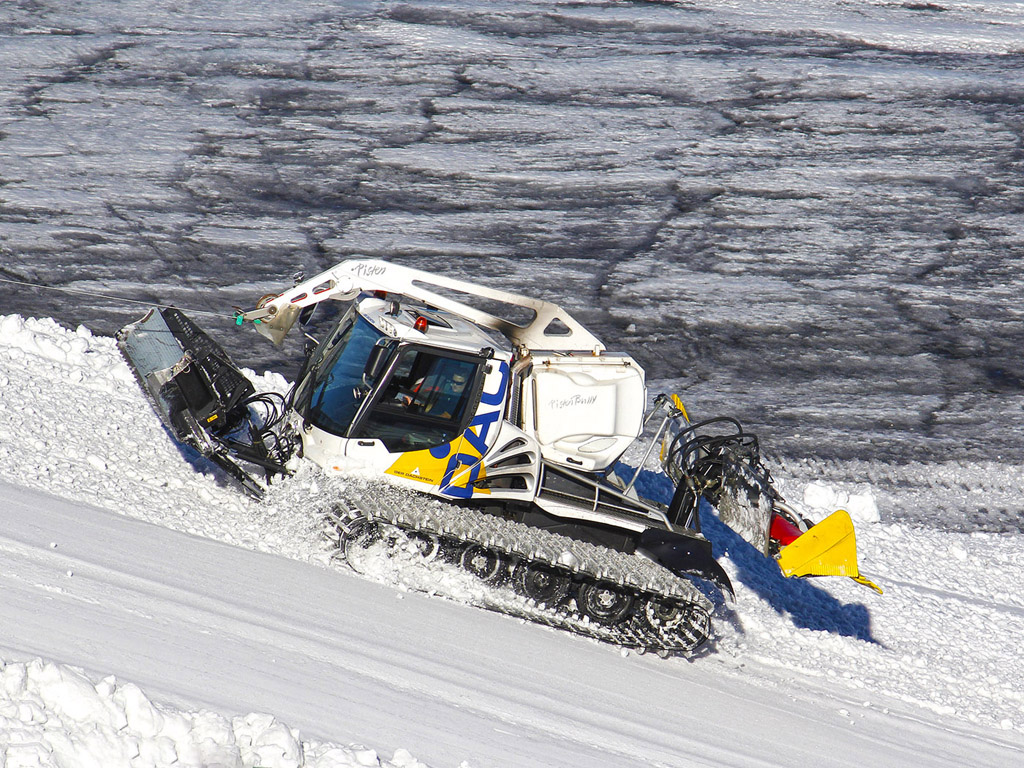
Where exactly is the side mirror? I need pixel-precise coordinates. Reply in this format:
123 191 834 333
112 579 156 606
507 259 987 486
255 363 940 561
294 334 321 386
363 342 391 384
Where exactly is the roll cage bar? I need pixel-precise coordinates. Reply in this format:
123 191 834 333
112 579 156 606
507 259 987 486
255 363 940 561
238 258 605 353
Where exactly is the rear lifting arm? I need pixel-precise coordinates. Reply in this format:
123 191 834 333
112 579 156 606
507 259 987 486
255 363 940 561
238 258 606 354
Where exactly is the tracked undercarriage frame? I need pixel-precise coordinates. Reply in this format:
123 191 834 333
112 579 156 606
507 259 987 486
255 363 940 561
323 482 717 656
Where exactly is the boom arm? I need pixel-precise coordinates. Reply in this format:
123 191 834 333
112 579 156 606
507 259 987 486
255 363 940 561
239 258 605 353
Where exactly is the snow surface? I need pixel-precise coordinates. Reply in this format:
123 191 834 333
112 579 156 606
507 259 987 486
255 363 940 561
2 0 1024 765
1 315 1023 766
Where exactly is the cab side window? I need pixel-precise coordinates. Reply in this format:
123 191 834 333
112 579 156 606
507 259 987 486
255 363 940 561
355 349 480 452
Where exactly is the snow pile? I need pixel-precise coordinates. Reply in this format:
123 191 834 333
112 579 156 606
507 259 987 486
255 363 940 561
802 481 880 525
0 659 423 768
0 314 133 390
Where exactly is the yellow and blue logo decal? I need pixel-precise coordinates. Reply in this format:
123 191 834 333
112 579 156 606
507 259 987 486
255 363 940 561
385 361 509 498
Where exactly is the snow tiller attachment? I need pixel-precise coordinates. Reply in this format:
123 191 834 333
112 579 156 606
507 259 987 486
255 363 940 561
660 397 881 593
117 258 880 658
116 307 292 498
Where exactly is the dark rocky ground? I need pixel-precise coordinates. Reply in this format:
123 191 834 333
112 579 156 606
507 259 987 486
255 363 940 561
2 0 1023 467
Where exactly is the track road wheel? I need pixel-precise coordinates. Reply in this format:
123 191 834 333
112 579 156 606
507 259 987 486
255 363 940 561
337 515 379 573
406 531 440 562
513 562 571 607
577 581 635 625
459 545 510 585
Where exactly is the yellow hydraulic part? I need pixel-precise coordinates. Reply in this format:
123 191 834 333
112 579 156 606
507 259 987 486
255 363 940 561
669 393 690 423
660 394 691 464
777 509 883 594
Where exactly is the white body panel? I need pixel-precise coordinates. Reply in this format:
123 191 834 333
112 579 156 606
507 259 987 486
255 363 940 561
521 354 646 472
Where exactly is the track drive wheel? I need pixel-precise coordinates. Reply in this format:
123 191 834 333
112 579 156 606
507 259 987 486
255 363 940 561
638 597 688 633
513 562 571 607
576 581 635 625
459 545 510 585
637 597 710 654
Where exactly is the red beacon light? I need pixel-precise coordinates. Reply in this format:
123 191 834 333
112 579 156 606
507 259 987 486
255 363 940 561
413 316 429 333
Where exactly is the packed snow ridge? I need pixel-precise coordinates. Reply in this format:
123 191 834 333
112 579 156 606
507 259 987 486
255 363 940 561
0 659 425 768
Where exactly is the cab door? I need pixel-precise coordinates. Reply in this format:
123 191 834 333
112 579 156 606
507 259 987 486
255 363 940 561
344 345 486 493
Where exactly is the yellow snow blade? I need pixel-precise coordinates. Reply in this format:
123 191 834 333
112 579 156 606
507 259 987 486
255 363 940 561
777 509 883 594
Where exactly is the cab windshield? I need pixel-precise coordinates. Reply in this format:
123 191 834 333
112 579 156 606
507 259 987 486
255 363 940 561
354 347 480 452
305 314 385 436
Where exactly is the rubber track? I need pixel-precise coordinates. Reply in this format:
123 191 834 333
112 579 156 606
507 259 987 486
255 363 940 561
321 479 715 656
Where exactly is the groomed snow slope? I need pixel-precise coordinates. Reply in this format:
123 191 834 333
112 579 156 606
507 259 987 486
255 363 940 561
1 315 1022 767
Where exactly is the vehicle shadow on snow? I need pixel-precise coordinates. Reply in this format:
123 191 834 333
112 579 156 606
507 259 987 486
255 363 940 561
622 465 877 643
171 439 253 495
699 506 877 644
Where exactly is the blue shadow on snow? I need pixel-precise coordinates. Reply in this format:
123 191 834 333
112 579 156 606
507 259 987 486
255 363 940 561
619 463 877 644
699 504 877 643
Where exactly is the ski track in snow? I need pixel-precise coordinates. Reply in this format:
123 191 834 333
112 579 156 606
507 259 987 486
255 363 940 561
0 314 1023 766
